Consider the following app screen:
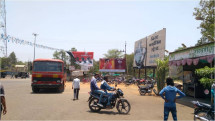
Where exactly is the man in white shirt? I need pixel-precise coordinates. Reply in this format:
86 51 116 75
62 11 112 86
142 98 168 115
72 76 80 101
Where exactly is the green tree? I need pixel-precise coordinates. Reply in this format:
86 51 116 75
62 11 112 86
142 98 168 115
193 0 215 45
71 47 77 52
174 46 186 51
8 52 17 65
53 50 69 64
89 59 99 73
0 57 9 70
103 49 124 58
155 57 169 92
126 53 134 75
195 66 215 87
68 48 80 69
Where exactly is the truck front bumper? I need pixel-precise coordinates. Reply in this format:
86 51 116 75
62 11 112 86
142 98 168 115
31 84 63 88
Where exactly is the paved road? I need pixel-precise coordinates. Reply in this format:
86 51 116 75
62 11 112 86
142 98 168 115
0 78 194 120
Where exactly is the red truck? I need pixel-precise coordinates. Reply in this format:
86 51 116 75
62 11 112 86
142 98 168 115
31 59 67 93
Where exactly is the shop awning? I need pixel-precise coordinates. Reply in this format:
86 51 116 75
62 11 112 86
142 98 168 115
169 42 215 66
169 55 215 66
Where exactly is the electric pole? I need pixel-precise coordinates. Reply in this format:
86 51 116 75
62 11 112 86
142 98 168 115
32 33 38 60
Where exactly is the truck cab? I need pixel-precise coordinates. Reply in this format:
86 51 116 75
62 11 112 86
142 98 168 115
31 59 66 93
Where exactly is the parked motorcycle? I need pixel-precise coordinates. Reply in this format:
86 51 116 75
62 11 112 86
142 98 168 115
88 88 131 114
191 101 214 121
138 82 157 95
124 78 135 85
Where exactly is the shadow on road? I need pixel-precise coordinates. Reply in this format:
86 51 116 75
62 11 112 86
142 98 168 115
87 110 130 116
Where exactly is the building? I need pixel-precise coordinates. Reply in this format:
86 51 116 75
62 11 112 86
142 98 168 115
169 42 214 98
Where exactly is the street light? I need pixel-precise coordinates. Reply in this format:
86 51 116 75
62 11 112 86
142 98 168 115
32 33 38 60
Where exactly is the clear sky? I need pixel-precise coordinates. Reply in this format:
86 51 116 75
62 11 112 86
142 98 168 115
0 0 202 62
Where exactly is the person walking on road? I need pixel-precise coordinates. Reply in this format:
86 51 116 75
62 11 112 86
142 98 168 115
0 83 7 120
159 77 185 121
10 72 14 79
72 76 80 101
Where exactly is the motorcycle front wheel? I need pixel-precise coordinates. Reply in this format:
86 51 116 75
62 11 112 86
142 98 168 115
89 98 101 112
116 99 131 114
194 111 213 121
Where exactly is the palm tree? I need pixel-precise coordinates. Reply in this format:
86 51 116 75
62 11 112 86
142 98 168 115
155 57 169 92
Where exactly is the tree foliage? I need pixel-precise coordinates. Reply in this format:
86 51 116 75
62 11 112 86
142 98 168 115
68 47 80 69
53 50 69 64
89 59 99 73
0 52 26 71
126 53 134 75
8 52 17 65
71 47 77 52
103 49 124 58
195 66 215 87
155 57 169 92
0 57 10 70
193 0 215 45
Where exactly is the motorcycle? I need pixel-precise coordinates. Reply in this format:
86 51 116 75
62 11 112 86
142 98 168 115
88 88 131 114
191 101 214 121
125 78 135 85
138 82 157 95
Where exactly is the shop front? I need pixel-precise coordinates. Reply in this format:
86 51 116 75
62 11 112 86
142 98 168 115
169 42 214 98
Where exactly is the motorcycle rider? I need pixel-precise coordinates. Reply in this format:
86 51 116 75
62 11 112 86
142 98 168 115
90 73 105 107
100 76 115 107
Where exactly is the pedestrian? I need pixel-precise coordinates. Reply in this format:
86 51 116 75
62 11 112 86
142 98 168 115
10 72 14 79
0 83 7 120
159 77 185 121
72 76 80 101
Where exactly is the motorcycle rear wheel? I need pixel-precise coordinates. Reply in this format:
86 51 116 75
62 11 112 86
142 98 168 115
89 98 102 112
139 89 146 95
194 111 213 121
116 100 131 114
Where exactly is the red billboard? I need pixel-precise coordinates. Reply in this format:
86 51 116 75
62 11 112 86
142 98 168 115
72 51 94 67
99 58 126 72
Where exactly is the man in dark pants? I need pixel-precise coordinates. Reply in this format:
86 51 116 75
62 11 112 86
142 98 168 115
72 76 80 100
159 77 185 121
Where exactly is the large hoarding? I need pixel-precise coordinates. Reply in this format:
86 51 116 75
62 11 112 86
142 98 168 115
71 51 94 71
72 51 94 66
99 58 126 72
133 28 166 68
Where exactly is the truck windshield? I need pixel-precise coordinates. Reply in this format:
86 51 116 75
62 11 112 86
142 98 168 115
33 61 62 72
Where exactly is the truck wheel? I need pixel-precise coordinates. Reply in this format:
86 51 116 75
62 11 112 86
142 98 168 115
32 88 40 93
58 83 65 93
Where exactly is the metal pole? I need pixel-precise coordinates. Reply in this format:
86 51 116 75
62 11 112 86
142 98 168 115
33 33 38 60
125 41 128 75
145 37 147 80
3 0 7 57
